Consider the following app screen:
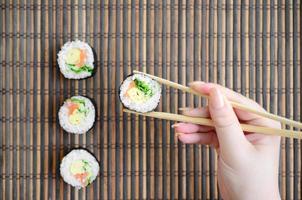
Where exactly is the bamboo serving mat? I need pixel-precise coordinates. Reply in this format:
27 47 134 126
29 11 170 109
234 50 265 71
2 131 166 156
0 0 301 199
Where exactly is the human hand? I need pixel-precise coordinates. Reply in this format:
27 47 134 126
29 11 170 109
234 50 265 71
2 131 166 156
173 82 281 200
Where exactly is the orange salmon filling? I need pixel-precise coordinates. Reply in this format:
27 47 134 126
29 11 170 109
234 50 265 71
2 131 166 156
75 50 87 67
67 102 80 115
74 172 89 186
124 81 136 97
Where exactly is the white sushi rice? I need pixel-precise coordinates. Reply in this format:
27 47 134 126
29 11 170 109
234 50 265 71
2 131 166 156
60 149 99 189
58 96 95 134
57 40 94 79
119 74 161 112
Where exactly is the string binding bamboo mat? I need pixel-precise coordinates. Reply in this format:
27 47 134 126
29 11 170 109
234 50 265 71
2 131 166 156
0 0 301 199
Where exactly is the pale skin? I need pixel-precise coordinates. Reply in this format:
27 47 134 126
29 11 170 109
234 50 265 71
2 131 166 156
172 82 281 200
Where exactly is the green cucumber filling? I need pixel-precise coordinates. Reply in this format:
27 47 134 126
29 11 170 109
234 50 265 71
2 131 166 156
134 79 153 96
70 98 89 115
70 97 86 105
67 64 93 74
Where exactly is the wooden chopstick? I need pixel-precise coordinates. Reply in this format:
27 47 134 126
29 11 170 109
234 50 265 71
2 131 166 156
123 109 302 139
133 70 302 129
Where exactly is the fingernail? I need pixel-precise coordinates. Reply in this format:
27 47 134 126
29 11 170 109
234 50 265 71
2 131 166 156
172 124 180 128
175 132 183 137
210 88 224 109
178 107 193 111
175 133 181 142
188 81 203 88
188 82 194 87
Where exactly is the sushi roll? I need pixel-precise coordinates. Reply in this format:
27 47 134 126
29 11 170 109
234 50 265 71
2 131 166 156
58 96 95 134
119 73 161 112
60 149 99 189
57 40 94 79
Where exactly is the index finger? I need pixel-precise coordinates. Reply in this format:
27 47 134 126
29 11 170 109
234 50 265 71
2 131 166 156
189 82 266 122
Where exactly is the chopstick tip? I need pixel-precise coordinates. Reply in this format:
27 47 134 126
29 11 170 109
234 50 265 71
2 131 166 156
122 108 131 113
133 70 144 75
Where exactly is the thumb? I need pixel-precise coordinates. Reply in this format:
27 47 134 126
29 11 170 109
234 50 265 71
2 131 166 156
208 87 253 160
